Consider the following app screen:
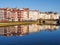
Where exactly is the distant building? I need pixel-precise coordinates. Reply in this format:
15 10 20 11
29 10 39 21
0 8 59 22
39 12 59 19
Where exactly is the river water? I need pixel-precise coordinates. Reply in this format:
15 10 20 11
0 24 60 45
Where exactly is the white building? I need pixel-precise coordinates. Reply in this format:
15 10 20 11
39 12 46 19
29 10 39 21
50 13 59 19
38 12 59 20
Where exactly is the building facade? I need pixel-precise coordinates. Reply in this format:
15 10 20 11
0 8 59 22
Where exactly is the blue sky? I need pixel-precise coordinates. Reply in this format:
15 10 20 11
0 0 60 13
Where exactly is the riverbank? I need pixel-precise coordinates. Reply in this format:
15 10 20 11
0 21 38 26
0 19 59 27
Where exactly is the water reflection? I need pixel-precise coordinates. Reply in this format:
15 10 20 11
0 24 59 36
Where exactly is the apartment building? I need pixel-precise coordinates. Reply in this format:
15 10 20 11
0 8 59 22
29 10 39 21
39 12 59 19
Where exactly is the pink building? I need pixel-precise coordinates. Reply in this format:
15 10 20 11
0 8 29 22
0 8 7 22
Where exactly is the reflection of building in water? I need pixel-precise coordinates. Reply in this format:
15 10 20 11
0 27 5 35
38 25 59 30
29 24 39 33
0 25 29 36
0 24 59 36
